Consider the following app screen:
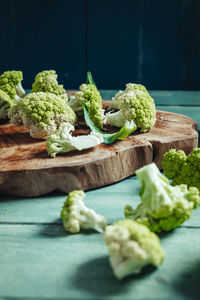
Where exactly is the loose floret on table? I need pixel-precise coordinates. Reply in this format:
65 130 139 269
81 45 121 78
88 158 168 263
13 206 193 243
0 70 25 101
61 190 107 233
68 72 104 129
103 219 165 279
162 148 200 190
124 163 200 232
32 70 67 100
8 92 76 139
0 90 14 118
106 83 156 132
46 122 103 157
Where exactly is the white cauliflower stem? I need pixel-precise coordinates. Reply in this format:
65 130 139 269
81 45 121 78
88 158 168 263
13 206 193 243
61 190 107 233
46 122 103 157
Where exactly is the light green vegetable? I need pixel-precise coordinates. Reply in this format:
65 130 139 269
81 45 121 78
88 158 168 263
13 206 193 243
46 122 103 157
8 92 76 139
0 70 25 100
106 83 156 132
68 72 104 128
61 190 107 233
109 83 149 110
161 148 200 190
103 219 165 279
124 163 200 232
0 90 14 118
83 103 137 144
32 70 67 100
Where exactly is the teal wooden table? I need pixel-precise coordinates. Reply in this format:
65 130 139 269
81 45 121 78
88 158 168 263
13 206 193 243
0 91 200 300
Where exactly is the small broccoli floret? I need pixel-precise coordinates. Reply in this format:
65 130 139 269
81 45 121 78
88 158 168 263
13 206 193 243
161 149 187 179
0 90 14 118
8 92 76 139
162 148 200 190
106 86 156 132
124 163 200 232
68 72 104 128
103 219 165 279
109 83 149 110
32 70 67 100
61 190 107 233
46 122 103 157
0 70 25 100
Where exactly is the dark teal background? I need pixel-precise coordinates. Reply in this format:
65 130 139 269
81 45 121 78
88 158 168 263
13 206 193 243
0 0 200 89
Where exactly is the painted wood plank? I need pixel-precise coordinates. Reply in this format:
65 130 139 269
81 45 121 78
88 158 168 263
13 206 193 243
100 90 200 105
1 173 200 228
87 0 141 89
34 0 86 90
0 225 199 299
0 0 36 87
141 0 196 90
190 0 200 90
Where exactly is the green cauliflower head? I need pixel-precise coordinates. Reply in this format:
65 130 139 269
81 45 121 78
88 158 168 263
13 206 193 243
109 83 149 110
162 148 200 191
8 92 76 139
0 90 14 118
32 70 67 99
124 163 200 232
0 70 25 100
104 219 165 279
68 83 104 129
61 190 107 233
106 87 156 132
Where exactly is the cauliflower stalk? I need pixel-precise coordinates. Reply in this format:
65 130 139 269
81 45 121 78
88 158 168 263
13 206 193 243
46 122 103 157
106 83 156 132
32 70 67 100
61 190 107 233
68 72 104 129
8 92 76 139
0 70 25 101
0 90 14 118
104 219 165 279
162 148 200 190
124 163 200 232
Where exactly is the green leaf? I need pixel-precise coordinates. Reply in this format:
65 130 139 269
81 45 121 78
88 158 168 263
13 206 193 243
86 72 96 86
83 103 136 144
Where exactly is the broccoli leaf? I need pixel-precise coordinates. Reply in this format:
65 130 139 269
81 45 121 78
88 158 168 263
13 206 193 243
86 71 96 86
83 103 136 144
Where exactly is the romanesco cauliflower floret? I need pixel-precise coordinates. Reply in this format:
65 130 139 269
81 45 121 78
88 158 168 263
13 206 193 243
46 122 103 157
68 72 104 129
61 190 107 233
32 70 67 100
109 83 149 110
124 163 200 232
106 88 156 132
162 148 200 190
8 92 76 139
0 90 14 118
103 219 165 279
0 70 25 100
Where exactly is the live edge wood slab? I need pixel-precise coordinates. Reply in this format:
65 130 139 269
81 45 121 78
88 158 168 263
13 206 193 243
0 101 198 197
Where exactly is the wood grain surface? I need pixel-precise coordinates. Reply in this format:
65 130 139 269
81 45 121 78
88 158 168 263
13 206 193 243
0 101 198 197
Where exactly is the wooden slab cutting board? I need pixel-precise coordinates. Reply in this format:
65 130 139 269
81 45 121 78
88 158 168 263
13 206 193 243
0 101 198 197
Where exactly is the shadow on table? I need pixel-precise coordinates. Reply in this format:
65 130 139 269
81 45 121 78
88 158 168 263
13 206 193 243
37 218 67 238
172 260 200 300
72 256 156 297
